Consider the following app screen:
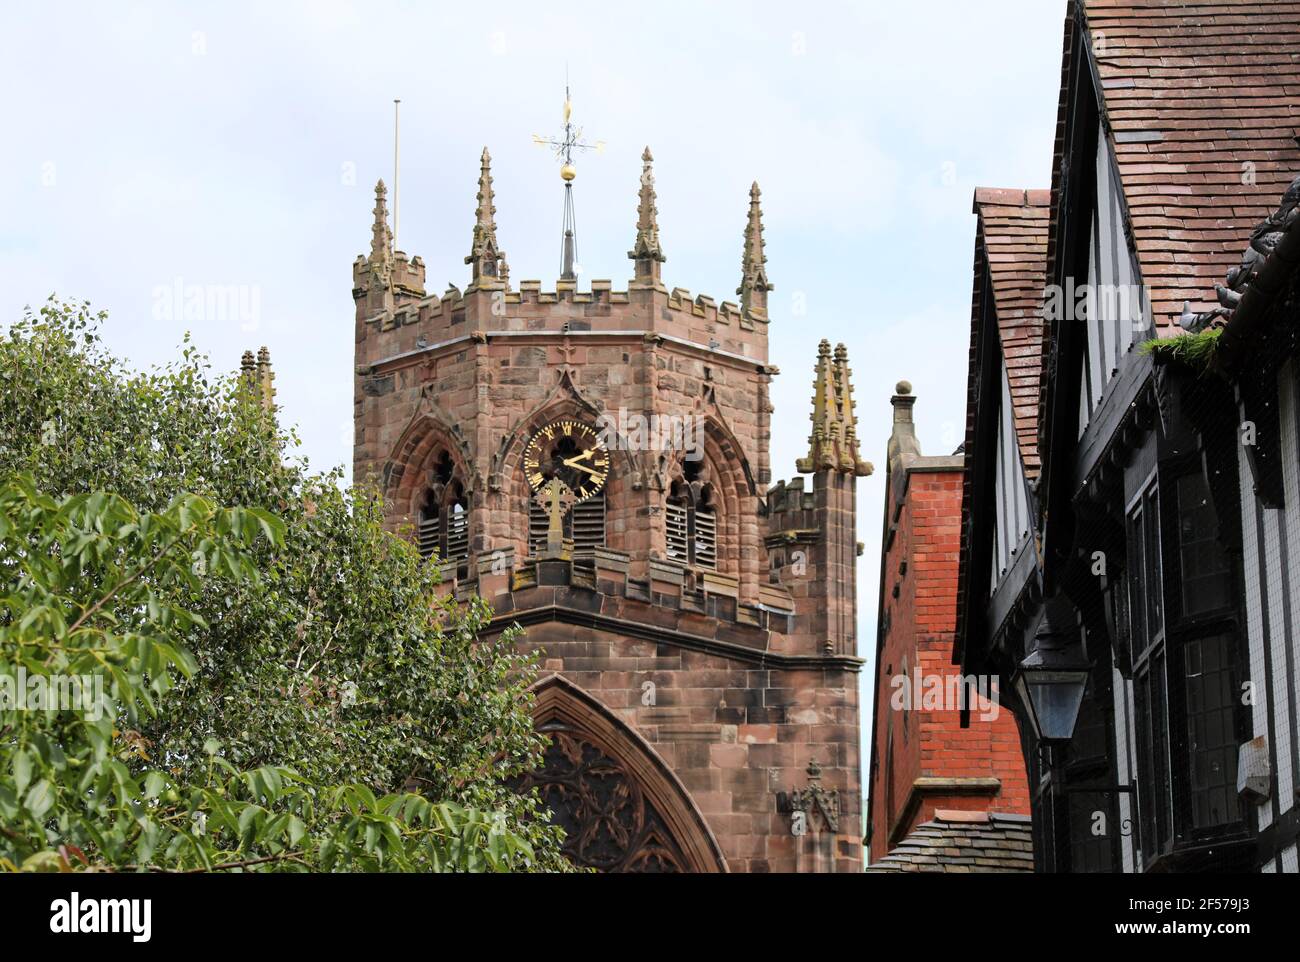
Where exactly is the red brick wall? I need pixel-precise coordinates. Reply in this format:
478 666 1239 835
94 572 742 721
869 466 1029 863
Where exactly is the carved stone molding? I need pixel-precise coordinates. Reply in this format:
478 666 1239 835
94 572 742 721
778 758 841 834
512 674 728 873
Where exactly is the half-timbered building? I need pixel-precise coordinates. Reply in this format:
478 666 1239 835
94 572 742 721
956 0 1300 873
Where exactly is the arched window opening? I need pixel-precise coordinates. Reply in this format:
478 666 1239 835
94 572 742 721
509 675 728 873
527 431 606 555
666 459 716 570
418 450 470 573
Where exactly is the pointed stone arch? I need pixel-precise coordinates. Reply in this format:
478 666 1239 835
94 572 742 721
490 370 639 560
649 408 761 586
489 367 636 492
520 674 728 873
384 387 478 521
698 403 757 498
385 418 474 525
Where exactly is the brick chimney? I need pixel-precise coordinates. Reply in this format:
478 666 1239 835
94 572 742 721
867 381 1030 864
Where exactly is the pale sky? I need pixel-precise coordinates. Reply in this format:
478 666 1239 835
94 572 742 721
1 0 1067 790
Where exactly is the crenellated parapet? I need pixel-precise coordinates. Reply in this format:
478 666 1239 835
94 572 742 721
665 288 753 328
353 148 771 352
764 477 818 546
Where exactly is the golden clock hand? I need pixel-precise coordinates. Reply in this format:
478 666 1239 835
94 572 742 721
562 459 604 479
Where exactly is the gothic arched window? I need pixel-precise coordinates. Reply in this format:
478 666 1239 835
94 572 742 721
527 431 606 555
665 459 716 570
509 675 728 873
418 450 470 573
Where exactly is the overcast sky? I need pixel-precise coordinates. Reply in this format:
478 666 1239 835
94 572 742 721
2 0 1067 780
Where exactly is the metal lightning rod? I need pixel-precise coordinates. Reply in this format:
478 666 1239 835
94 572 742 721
393 98 401 249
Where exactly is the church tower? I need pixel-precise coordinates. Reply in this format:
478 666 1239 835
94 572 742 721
350 136 867 872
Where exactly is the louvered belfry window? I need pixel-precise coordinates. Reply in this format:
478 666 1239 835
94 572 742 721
665 500 689 562
666 462 716 570
530 491 606 555
418 451 470 568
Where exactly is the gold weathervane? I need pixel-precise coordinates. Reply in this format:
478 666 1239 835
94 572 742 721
532 80 604 280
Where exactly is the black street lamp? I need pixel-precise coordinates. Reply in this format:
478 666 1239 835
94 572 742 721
1013 619 1091 746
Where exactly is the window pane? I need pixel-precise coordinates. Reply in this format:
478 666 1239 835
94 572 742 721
1134 670 1155 858
694 508 717 570
665 500 688 562
1145 487 1164 638
1152 649 1171 851
445 503 469 561
1128 507 1148 653
572 493 606 550
1185 634 1239 831
1177 474 1231 617
1133 653 1174 864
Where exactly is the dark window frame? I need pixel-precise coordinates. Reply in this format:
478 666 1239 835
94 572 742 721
1158 453 1248 849
418 451 471 575
1125 453 1249 871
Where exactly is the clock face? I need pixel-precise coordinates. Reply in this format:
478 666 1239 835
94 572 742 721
523 418 610 502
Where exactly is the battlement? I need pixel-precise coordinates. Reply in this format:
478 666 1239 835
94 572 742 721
666 288 754 329
353 250 426 295
352 147 773 341
362 285 467 332
766 477 815 515
359 279 764 336
764 476 820 548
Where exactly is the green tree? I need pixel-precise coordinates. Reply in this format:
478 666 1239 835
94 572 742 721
0 299 567 871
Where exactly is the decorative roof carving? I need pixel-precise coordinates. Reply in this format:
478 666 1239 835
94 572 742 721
629 147 666 287
737 182 772 322
466 147 509 290
778 758 841 833
797 340 873 476
239 346 275 412
368 179 393 289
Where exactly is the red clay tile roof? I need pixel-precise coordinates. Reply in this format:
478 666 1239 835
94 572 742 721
1084 0 1300 333
971 188 1051 480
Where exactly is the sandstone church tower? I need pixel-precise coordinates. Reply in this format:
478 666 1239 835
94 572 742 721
350 142 869 872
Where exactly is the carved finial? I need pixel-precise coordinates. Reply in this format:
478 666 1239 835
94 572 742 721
255 346 275 412
738 181 772 321
238 348 275 414
797 341 872 477
466 147 508 290
629 146 666 288
887 377 923 474
369 179 393 288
